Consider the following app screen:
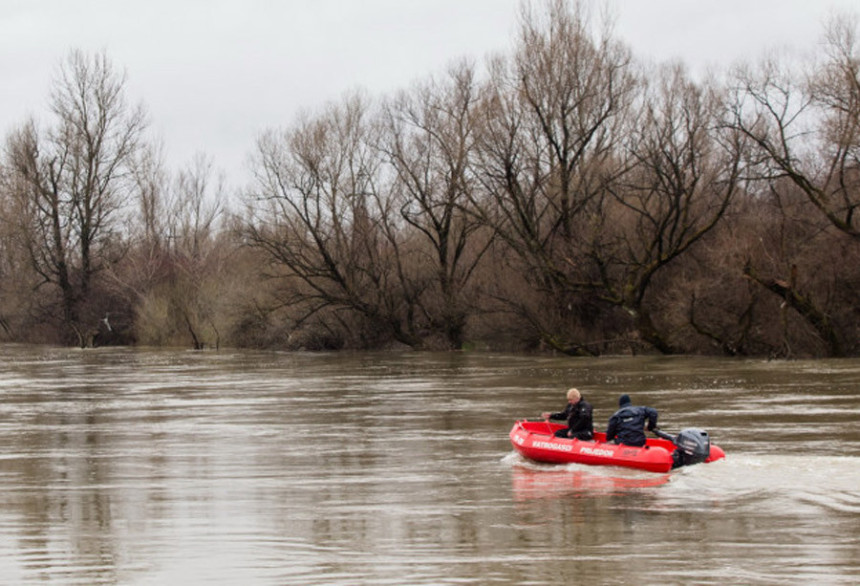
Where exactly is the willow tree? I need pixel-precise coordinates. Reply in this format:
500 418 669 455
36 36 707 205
723 15 860 356
471 0 635 354
127 153 230 348
2 50 147 345
380 62 493 349
246 93 426 348
588 65 743 353
728 15 860 241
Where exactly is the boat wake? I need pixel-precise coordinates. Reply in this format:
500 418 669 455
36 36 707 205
661 453 860 515
503 451 860 514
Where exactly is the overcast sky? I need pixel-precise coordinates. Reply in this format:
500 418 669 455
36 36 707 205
2 0 859 189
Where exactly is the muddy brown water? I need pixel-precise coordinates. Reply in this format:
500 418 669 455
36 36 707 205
0 345 857 584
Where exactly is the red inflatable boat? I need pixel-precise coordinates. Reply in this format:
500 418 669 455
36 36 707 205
510 419 726 473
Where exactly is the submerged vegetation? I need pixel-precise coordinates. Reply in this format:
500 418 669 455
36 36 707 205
1 1 859 358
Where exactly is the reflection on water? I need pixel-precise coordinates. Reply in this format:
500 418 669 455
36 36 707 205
0 345 858 584
509 459 671 500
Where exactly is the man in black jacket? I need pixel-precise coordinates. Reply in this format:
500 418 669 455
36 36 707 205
605 394 658 447
542 388 594 440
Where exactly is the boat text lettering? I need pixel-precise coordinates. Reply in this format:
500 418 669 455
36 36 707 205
532 441 573 452
579 447 615 457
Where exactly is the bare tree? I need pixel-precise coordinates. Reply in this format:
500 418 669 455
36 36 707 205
471 0 635 353
246 93 425 348
166 153 225 259
723 16 860 356
2 50 147 345
122 151 234 349
728 15 860 240
381 61 493 348
805 14 860 238
514 0 633 239
132 142 169 254
166 154 228 348
589 64 742 353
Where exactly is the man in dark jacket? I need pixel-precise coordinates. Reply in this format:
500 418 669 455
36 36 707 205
542 388 594 440
605 394 658 447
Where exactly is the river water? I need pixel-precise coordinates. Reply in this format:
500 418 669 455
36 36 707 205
0 345 857 585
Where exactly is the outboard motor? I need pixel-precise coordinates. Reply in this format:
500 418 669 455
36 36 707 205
672 428 711 468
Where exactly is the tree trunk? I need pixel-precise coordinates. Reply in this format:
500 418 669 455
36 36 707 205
633 307 677 355
743 264 843 357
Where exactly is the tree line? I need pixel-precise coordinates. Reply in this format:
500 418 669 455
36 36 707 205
1 0 858 357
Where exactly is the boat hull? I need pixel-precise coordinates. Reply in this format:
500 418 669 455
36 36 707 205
509 420 725 473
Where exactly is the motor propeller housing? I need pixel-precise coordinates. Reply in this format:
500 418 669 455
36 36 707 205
672 428 711 468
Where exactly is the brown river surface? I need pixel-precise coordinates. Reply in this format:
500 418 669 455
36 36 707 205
0 344 858 584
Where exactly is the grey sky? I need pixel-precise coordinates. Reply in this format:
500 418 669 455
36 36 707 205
2 0 859 188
